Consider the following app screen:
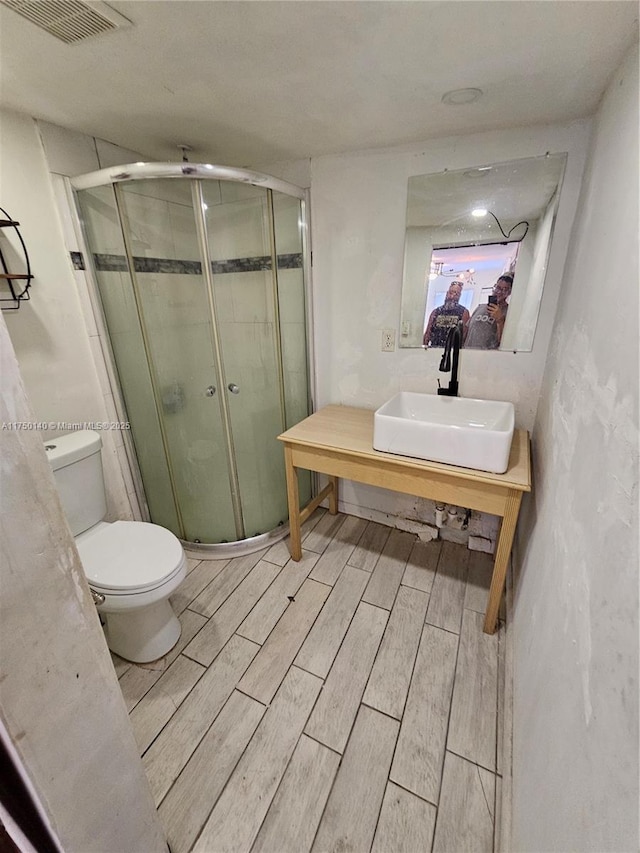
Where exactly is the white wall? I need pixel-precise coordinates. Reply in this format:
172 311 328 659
310 121 589 424
0 109 144 523
511 43 639 851
0 111 104 427
0 313 166 852
309 120 590 525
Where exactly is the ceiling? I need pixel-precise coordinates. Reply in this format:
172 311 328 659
0 1 638 167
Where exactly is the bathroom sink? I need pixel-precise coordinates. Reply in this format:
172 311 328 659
373 392 515 474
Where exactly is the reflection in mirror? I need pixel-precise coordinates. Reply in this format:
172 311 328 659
399 153 567 351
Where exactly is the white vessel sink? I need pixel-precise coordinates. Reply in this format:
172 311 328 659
373 392 515 474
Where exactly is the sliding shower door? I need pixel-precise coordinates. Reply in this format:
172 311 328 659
200 181 305 537
77 184 185 536
76 170 310 546
116 179 238 542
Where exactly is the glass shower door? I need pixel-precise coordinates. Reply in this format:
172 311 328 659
116 179 237 543
272 190 312 504
78 172 311 546
201 181 290 536
77 184 182 537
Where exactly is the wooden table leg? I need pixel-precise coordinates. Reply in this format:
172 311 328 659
484 489 522 634
328 475 339 514
283 444 302 561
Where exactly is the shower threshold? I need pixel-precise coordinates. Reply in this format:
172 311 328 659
180 523 290 560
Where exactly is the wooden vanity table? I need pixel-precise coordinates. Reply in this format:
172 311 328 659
278 405 531 634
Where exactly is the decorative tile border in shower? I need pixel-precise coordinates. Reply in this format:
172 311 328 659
93 252 129 272
70 251 86 270
134 257 202 275
71 252 303 275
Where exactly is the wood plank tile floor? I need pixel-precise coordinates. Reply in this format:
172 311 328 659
111 509 505 853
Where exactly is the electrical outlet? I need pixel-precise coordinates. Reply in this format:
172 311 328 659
381 329 396 352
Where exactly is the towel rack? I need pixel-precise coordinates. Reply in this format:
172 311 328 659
0 206 33 310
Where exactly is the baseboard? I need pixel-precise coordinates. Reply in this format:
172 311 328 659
332 498 439 538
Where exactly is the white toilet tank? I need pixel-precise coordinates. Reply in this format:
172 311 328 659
46 430 107 536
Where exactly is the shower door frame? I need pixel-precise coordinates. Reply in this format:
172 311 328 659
70 162 315 557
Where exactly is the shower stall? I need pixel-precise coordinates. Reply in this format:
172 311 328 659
72 163 312 552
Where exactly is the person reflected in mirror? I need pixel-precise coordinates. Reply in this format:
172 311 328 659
464 274 513 349
423 281 470 348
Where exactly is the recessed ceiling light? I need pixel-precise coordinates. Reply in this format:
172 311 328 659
441 88 483 106
472 208 488 217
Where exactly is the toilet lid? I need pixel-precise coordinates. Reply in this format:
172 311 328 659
77 521 184 593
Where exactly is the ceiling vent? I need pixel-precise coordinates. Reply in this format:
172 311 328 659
1 0 132 44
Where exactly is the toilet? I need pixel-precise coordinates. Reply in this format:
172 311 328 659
46 430 187 663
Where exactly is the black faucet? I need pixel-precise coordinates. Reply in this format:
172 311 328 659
437 321 462 397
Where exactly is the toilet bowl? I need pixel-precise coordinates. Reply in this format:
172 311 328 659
76 519 187 663
46 430 187 663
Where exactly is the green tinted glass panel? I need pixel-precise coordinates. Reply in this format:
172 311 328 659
77 177 311 544
272 192 311 506
76 185 180 536
202 182 288 536
117 180 237 543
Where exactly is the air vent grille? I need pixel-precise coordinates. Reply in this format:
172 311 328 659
1 0 130 44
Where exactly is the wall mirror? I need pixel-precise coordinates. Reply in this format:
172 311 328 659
399 152 567 351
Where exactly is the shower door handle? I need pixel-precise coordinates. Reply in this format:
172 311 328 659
228 383 240 394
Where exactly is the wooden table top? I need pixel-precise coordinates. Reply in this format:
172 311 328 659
279 404 531 492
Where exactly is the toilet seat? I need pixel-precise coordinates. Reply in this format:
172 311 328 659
76 520 185 594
